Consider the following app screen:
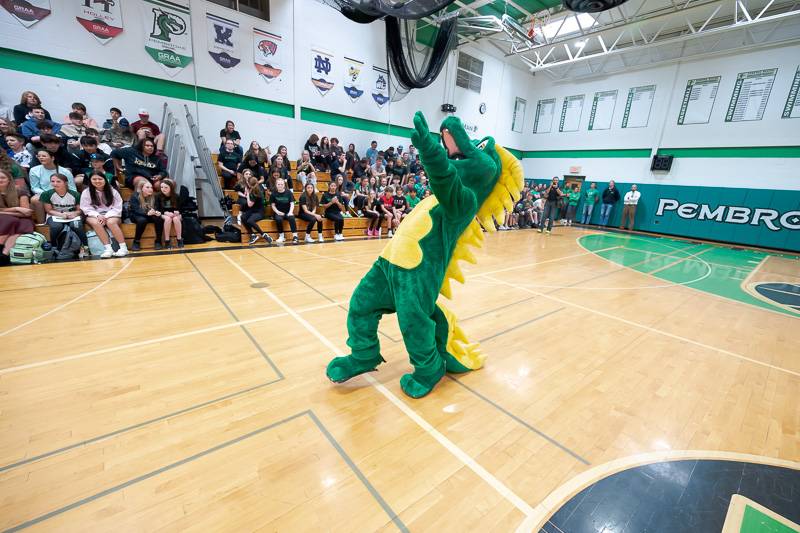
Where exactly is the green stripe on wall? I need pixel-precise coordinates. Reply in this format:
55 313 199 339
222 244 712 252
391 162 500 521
657 146 800 158
300 107 414 138
0 47 295 118
523 148 651 158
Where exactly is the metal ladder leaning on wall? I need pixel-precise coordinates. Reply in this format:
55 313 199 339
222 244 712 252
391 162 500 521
182 104 232 224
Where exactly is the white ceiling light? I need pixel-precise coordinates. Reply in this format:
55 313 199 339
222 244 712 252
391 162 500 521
542 13 596 40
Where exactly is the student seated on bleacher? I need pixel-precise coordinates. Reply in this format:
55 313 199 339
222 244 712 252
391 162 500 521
40 172 88 256
298 182 324 243
320 181 346 242
155 179 183 249
242 175 273 245
379 185 394 237
58 112 88 152
129 180 164 251
0 150 28 192
13 91 52 126
363 190 384 237
20 109 60 143
29 149 77 223
351 158 371 181
391 186 408 230
5 134 32 171
270 145 288 166
101 107 133 149
111 138 168 189
63 102 98 130
80 171 127 258
0 169 35 266
130 109 165 152
219 121 242 155
31 135 83 179
217 139 242 189
296 150 317 188
270 178 298 244
405 187 420 213
345 143 360 171
244 140 270 166
335 174 355 215
236 155 265 189
269 155 292 190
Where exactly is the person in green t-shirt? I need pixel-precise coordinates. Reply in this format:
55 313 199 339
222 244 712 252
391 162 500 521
404 188 420 213
565 185 581 226
580 182 600 224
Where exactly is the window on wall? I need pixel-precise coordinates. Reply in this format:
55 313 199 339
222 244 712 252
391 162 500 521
208 0 270 21
512 97 526 133
456 52 483 93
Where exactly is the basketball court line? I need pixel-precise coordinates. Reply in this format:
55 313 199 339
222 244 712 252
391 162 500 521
578 234 800 319
4 410 408 533
467 246 622 279
0 300 344 376
218 251 539 524
252 248 599 467
514 449 800 533
0 258 134 338
484 275 800 379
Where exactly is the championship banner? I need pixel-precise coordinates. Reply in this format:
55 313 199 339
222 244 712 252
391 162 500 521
76 0 123 44
311 47 335 96
372 66 390 108
0 0 50 27
343 57 364 102
253 28 283 83
141 0 192 77
206 12 240 70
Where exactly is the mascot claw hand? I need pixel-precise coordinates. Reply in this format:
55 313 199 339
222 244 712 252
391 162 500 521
326 111 524 399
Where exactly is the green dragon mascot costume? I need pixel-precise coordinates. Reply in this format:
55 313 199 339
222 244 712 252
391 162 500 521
326 111 523 398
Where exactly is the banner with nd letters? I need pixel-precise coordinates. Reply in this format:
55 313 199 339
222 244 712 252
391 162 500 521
311 47 335 96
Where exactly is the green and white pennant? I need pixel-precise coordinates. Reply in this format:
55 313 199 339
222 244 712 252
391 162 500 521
141 0 193 77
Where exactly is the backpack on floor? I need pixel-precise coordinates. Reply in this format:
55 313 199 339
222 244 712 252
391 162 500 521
54 225 83 260
182 215 210 244
214 224 242 243
10 233 47 265
86 229 116 256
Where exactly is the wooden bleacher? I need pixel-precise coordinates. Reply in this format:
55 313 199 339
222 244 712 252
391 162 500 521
32 155 372 250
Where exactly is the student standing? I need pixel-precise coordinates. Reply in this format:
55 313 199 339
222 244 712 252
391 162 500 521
600 180 620 226
580 182 599 224
538 177 563 234
566 185 581 226
620 184 641 231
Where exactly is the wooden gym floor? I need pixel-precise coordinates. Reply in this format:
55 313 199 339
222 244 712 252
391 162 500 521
1 227 798 532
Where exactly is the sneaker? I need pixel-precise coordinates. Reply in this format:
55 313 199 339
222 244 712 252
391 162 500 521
113 247 129 257
131 241 141 251
262 233 274 244
249 234 260 245
79 246 89 259
292 235 299 244
337 234 345 241
100 248 113 259
343 212 352 218
545 229 551 234
165 240 173 249
318 235 325 243
154 242 163 250
387 230 393 238
177 239 184 248
537 228 543 233
305 234 314 243
276 234 285 244
237 213 242 226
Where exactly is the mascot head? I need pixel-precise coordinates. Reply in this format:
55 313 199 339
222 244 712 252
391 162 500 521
438 115 502 206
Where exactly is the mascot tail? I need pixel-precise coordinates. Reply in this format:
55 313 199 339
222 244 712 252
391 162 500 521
433 301 486 373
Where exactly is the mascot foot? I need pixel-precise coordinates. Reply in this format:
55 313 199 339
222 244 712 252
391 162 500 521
399 363 446 399
326 355 385 384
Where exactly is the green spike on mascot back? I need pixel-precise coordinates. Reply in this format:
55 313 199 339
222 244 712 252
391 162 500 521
326 111 523 398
